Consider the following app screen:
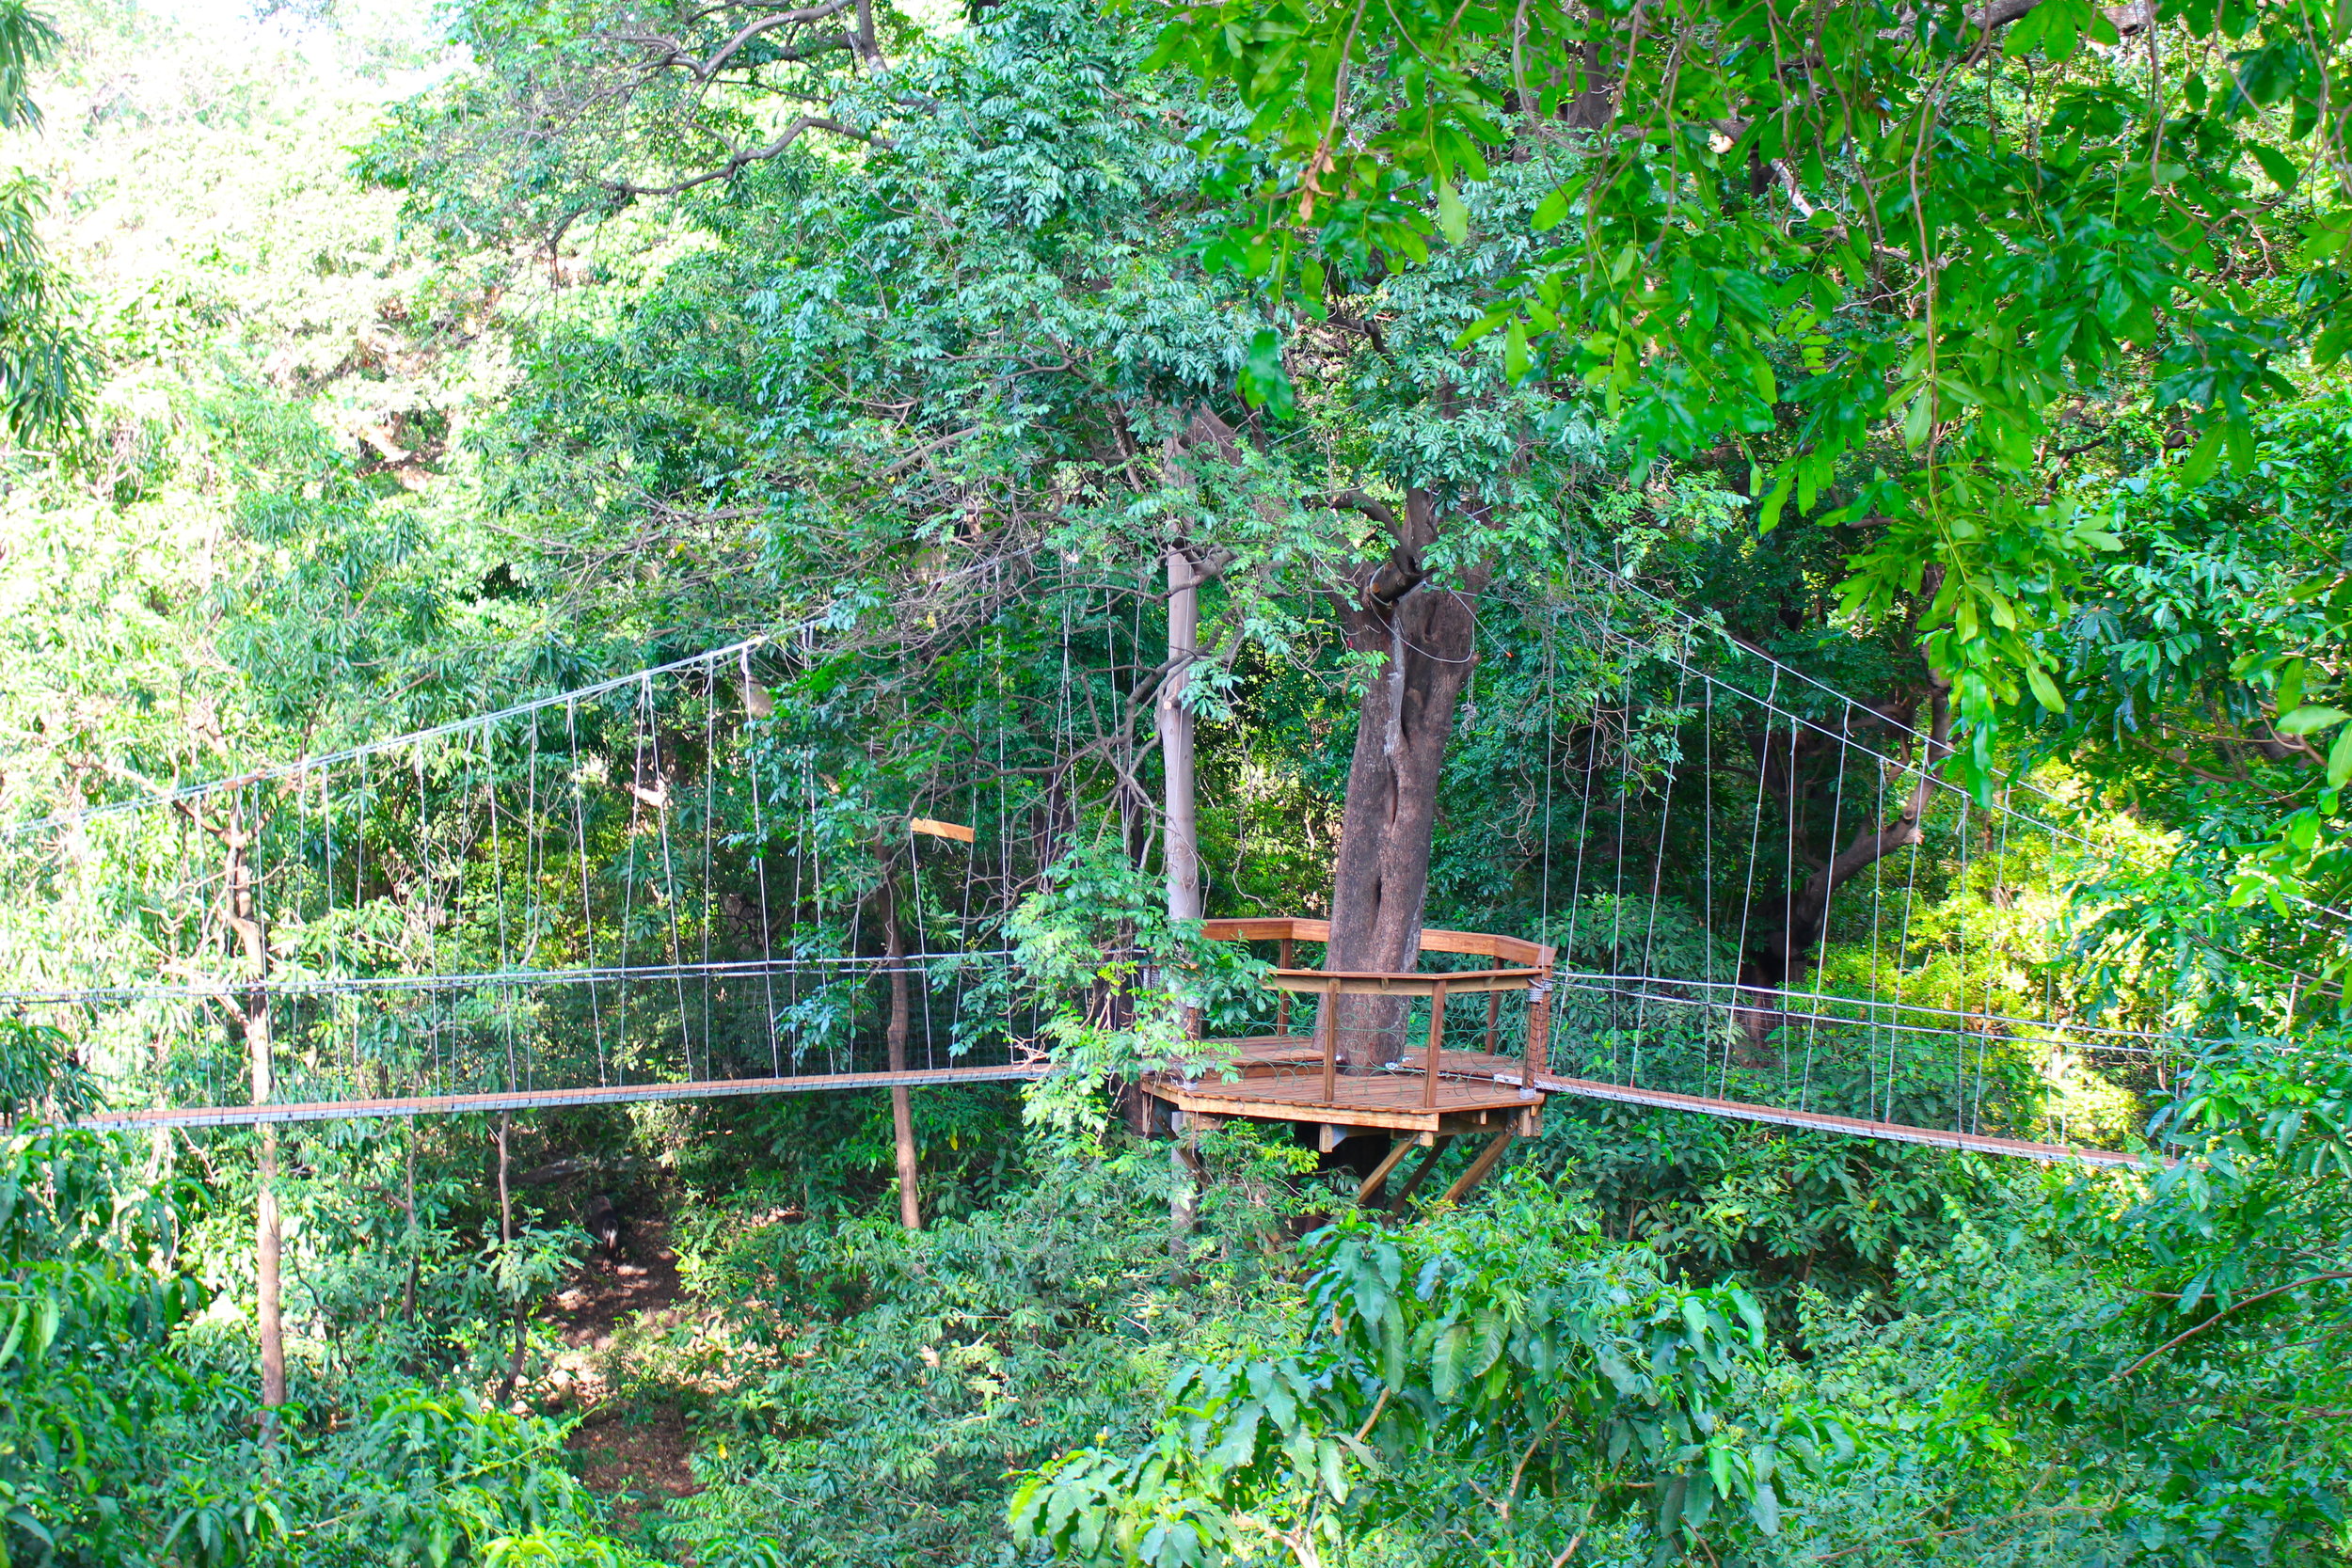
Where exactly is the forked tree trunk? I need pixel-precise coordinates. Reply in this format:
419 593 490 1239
1323 489 1489 1066
881 870 922 1230
1156 409 1488 1064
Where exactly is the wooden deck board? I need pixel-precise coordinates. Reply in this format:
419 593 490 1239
1143 1052 1543 1134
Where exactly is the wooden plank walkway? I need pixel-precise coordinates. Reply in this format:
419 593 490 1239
71 1049 2140 1164
1527 1072 2143 1167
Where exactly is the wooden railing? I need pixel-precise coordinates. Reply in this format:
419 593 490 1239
1196 918 1556 1111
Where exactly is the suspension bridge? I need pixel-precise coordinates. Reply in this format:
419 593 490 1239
2 555 2297 1177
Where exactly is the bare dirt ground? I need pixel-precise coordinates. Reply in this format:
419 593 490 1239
543 1219 703 1528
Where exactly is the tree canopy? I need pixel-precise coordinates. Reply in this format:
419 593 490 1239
0 0 2344 1562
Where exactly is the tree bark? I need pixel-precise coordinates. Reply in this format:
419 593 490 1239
881 868 922 1230
495 1114 527 1402
1323 489 1489 1065
1169 1139 1202 1275
214 800 287 1430
1159 547 1203 927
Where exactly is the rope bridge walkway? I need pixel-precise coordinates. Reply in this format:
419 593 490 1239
4 558 2301 1170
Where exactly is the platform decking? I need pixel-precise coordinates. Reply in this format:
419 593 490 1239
1144 1036 1546 1137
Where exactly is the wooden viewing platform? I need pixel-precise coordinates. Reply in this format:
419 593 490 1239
1141 920 1556 1165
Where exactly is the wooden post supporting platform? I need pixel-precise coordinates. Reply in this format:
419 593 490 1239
1355 1136 1421 1206
1422 981 1448 1108
1438 1132 1513 1208
1387 1135 1454 1209
1524 979 1551 1081
1318 976 1340 1102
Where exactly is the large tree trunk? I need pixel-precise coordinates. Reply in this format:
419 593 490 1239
1323 489 1489 1066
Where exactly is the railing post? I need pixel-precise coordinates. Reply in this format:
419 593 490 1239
1319 977 1341 1103
1278 937 1295 1037
1483 989 1501 1056
1422 981 1449 1108
1525 978 1552 1083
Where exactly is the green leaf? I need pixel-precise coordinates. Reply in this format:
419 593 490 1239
1432 1322 1470 1400
1206 1401 1264 1469
2026 664 2067 713
2249 143 2299 191
1238 329 1295 420
1757 470 1795 533
2225 416 2256 474
2180 424 2224 485
2275 705 2348 735
1436 179 1468 245
1532 185 1570 231
2278 659 2307 714
2328 725 2352 790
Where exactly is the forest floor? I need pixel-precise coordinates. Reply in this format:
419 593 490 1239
545 1218 704 1532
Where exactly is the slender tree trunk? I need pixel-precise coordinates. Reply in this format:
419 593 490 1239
256 1126 283 1416
1158 546 1204 1058
1169 1139 1202 1275
403 1126 419 1323
1323 490 1489 1065
1159 547 1203 927
495 1114 528 1402
882 870 922 1230
218 802 287 1430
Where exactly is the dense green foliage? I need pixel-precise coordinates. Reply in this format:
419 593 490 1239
0 0 2345 1562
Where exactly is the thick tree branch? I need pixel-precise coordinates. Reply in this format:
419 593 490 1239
606 115 870 199
2116 1271 2352 1379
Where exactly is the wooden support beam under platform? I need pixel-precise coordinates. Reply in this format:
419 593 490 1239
1354 1136 1423 1205
1438 1132 1514 1207
1154 1080 1541 1137
1146 1037 1546 1143
1388 1136 1455 1209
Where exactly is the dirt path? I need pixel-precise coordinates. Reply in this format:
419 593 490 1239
544 1219 702 1530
